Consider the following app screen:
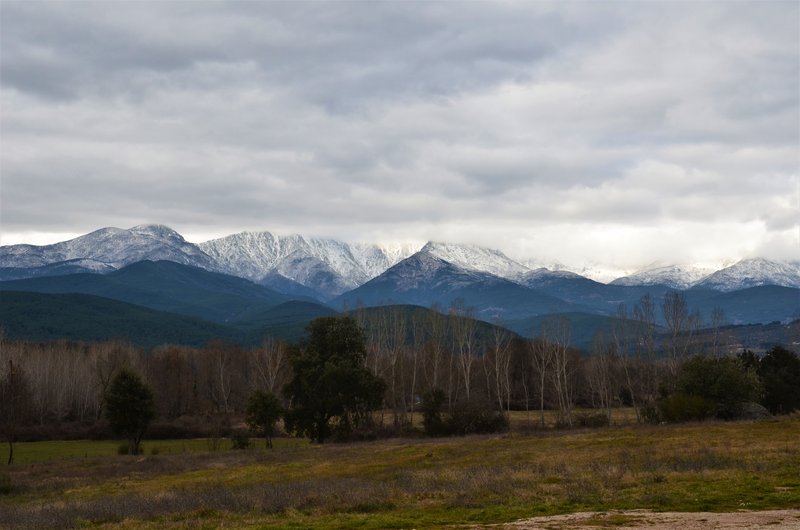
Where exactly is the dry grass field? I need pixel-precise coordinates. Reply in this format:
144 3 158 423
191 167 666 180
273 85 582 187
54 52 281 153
1 414 798 529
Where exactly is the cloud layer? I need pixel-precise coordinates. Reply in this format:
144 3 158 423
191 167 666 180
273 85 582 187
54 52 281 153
2 2 797 271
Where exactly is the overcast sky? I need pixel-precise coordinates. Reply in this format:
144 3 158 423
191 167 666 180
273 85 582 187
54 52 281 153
1 1 798 274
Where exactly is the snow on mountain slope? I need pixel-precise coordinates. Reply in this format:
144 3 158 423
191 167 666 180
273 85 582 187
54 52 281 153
199 231 418 298
611 263 717 290
379 249 497 292
349 242 422 279
693 258 800 292
0 224 214 270
422 241 530 280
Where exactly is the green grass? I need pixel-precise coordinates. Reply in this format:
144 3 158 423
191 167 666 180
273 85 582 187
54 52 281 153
0 437 308 464
1 416 798 528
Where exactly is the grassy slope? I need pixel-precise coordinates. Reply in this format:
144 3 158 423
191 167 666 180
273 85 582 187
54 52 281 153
1 416 798 529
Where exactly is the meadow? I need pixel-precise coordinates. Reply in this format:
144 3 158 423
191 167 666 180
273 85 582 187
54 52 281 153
1 414 798 529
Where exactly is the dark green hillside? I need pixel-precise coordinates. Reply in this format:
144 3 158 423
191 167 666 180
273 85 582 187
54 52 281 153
0 291 241 348
0 260 290 323
507 312 632 352
350 304 521 351
235 300 339 342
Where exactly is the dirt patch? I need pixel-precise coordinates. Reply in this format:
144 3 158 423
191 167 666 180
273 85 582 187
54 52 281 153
483 509 800 529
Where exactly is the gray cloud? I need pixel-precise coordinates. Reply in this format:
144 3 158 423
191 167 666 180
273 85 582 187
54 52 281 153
1 1 797 271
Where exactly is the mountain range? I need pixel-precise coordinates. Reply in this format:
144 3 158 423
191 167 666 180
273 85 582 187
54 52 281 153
3 224 798 294
1 225 798 343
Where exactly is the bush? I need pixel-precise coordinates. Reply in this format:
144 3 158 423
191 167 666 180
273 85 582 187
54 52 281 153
757 346 800 415
447 400 509 435
574 412 611 428
654 356 761 422
657 393 713 423
117 442 145 455
0 474 11 495
421 391 508 437
230 433 250 450
421 388 447 436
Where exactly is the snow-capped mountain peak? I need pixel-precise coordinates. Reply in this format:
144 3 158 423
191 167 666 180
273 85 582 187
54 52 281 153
421 241 530 280
199 231 418 298
693 258 800 292
611 263 718 290
0 225 213 270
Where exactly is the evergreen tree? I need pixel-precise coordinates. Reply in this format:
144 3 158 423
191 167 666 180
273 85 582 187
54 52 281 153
105 369 155 455
283 316 385 443
245 390 283 449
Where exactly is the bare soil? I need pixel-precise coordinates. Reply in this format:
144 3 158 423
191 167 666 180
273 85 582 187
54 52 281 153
484 509 800 529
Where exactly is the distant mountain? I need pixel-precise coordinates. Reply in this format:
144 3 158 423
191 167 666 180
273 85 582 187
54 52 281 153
506 312 631 351
352 304 522 349
684 285 800 325
422 241 530 280
0 291 240 348
258 271 328 301
233 300 339 342
2 225 796 327
334 250 580 320
611 263 717 290
199 231 419 299
692 258 800 292
0 224 214 271
0 258 117 281
0 260 291 323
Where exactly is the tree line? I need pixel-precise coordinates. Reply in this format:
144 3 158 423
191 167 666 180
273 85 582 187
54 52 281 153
2 293 799 457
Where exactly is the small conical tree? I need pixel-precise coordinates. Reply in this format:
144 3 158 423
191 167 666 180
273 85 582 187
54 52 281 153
245 390 283 449
105 369 155 455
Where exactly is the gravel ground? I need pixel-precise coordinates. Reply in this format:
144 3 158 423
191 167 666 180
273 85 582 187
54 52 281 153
482 509 800 529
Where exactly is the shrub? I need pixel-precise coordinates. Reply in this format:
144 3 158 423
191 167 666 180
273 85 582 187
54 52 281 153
658 393 713 423
421 392 509 437
654 356 761 422
230 433 250 450
447 400 509 435
117 442 145 455
574 412 611 428
421 388 447 436
757 346 800 415
0 474 11 495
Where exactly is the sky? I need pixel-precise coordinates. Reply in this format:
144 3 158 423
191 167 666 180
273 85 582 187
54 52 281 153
1 1 798 276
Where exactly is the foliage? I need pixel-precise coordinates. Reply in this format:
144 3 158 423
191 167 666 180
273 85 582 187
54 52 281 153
105 369 155 455
283 316 386 443
245 390 283 449
421 388 448 436
447 399 509 435
657 393 713 423
655 356 761 422
230 433 250 450
755 346 800 414
421 390 508 436
0 291 242 348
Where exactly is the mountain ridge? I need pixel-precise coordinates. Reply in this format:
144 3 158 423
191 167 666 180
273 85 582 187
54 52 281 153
1 224 798 294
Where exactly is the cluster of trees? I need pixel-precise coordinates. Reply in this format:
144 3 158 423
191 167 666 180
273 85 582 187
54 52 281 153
2 293 799 457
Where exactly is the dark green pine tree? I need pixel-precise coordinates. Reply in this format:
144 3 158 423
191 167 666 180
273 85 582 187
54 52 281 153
283 316 385 443
105 369 155 455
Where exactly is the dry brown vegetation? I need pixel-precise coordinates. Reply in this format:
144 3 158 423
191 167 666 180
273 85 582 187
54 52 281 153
1 415 798 529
